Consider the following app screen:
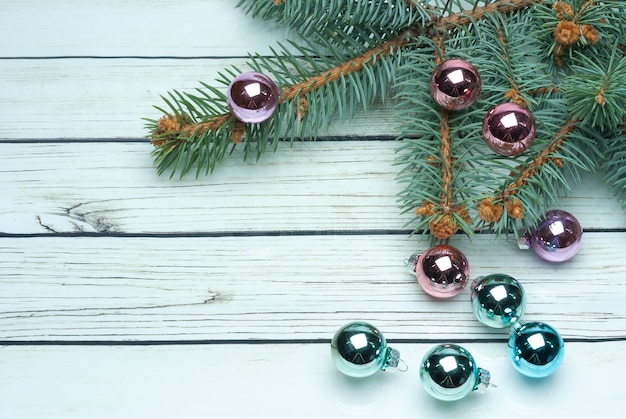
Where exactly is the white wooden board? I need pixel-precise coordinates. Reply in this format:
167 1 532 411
1 342 624 419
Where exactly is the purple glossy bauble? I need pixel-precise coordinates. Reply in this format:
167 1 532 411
227 71 279 123
527 210 583 262
483 103 536 156
414 244 470 298
429 59 481 110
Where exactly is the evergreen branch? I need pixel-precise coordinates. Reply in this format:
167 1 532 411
237 0 434 34
603 125 626 211
564 44 626 130
435 0 541 30
149 31 408 177
279 36 410 102
500 118 577 200
476 118 582 230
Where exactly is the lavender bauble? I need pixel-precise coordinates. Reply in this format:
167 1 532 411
227 71 279 123
526 210 583 262
430 59 481 110
414 244 470 298
482 103 536 156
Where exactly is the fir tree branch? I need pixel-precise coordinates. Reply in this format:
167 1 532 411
278 36 410 102
500 118 578 201
435 0 541 30
476 118 580 229
149 0 547 178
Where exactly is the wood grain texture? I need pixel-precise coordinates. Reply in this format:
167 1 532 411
0 1 289 57
1 233 625 341
0 60 398 139
1 142 624 234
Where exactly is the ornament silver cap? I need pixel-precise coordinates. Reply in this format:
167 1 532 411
474 367 493 393
382 346 408 372
517 230 531 250
405 252 421 274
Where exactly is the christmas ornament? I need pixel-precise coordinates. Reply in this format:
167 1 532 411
409 244 470 299
429 59 481 110
226 71 279 123
149 2 626 247
522 209 583 263
470 273 564 377
470 274 526 329
482 102 536 156
420 343 491 401
509 321 565 378
330 321 405 378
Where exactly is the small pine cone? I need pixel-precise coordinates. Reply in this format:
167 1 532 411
552 158 564 168
429 215 458 240
582 25 600 44
552 2 573 20
506 199 525 219
478 198 504 223
416 201 436 216
554 21 580 47
151 115 182 147
156 114 183 134
231 120 246 144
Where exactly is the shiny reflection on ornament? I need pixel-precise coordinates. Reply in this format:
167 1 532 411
349 333 368 350
489 284 508 302
549 220 565 236
447 69 465 85
500 112 518 128
440 355 459 373
527 333 546 350
435 256 453 272
244 82 261 98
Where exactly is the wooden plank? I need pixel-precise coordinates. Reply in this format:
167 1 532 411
1 342 624 418
1 142 624 234
1 233 625 341
0 59 397 139
0 1 290 57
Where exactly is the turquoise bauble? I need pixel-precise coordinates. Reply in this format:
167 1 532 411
331 321 401 378
420 344 490 401
470 274 527 329
508 322 564 378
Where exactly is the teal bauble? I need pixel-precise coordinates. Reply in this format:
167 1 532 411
331 321 402 378
509 322 565 378
470 274 527 329
420 344 491 401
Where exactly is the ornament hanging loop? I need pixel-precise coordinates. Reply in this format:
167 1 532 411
474 367 494 393
404 252 421 274
383 346 408 373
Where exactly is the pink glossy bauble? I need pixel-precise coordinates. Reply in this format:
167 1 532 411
414 244 470 298
227 71 279 123
483 103 536 156
429 59 481 110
